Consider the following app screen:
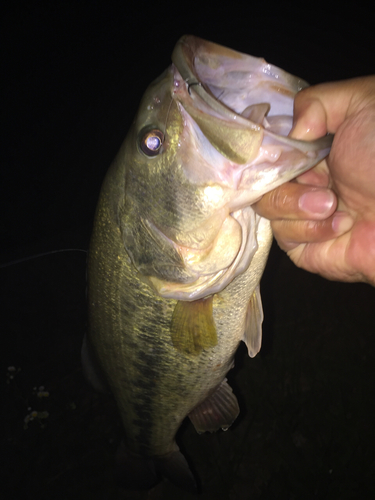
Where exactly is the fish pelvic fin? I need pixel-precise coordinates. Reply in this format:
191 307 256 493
243 285 264 358
170 296 217 355
188 378 240 433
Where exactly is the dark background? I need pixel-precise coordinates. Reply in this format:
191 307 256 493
2 2 375 499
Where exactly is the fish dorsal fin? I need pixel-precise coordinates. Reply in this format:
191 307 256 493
243 285 264 358
188 378 240 433
170 296 217 355
241 103 270 124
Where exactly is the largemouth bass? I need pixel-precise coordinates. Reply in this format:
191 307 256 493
85 35 332 491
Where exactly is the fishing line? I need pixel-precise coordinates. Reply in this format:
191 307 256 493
163 94 174 136
0 249 87 268
187 80 201 96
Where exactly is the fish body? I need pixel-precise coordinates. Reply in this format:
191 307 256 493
85 36 332 490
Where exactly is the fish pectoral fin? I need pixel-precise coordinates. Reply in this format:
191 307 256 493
243 285 264 358
188 378 240 433
170 296 217 355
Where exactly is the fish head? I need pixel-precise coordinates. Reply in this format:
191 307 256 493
120 36 333 300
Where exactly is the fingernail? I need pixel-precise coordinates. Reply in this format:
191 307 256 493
332 212 354 233
299 190 335 216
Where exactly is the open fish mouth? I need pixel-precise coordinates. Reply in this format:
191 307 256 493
122 36 334 302
171 35 333 199
143 36 333 301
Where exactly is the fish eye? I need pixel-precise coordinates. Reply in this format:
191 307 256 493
139 129 164 157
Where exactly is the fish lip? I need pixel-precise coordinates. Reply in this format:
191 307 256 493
171 37 260 128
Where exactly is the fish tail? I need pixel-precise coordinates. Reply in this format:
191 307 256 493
115 441 197 492
155 449 197 493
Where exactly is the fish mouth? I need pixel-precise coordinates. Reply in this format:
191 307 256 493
171 35 333 198
145 36 334 301
127 37 334 302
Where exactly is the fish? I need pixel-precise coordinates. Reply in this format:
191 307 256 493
83 35 333 491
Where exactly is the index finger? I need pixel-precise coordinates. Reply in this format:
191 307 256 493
291 76 375 140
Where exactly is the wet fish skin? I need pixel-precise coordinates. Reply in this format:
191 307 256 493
86 36 332 490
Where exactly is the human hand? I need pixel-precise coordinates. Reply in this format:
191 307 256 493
254 76 375 285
